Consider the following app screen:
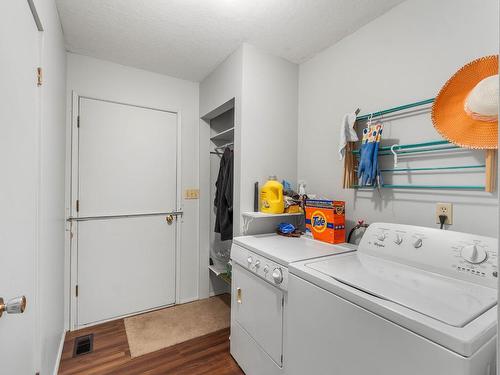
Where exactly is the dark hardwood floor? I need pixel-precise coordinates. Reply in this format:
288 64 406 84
58 319 244 375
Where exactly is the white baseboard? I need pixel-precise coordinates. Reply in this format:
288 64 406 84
178 296 199 304
209 287 229 297
53 330 66 375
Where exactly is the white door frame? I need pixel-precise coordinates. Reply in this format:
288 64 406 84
66 92 182 330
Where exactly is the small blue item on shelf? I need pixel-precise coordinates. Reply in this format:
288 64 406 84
282 180 292 191
278 222 295 234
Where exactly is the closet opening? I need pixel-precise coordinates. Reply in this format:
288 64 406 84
207 99 235 295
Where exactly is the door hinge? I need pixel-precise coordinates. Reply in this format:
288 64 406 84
77 115 80 128
282 296 284 307
76 200 80 212
281 354 283 364
75 285 79 297
37 67 42 86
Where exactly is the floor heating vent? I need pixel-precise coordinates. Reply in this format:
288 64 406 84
73 334 94 357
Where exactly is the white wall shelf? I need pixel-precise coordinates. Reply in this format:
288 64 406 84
241 211 304 235
242 211 303 218
208 264 226 275
210 127 234 142
208 265 231 285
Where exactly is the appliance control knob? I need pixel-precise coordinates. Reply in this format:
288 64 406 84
377 233 386 241
263 265 269 273
394 234 403 245
247 256 253 265
412 238 423 248
254 260 261 268
461 245 487 264
272 268 283 284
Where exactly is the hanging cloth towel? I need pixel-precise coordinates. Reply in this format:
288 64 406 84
338 112 359 160
214 147 234 241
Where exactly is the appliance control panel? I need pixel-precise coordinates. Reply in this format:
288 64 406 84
359 223 498 288
231 244 289 291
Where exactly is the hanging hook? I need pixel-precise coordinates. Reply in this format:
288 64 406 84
391 144 399 168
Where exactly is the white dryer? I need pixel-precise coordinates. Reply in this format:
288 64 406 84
230 234 356 375
286 223 497 375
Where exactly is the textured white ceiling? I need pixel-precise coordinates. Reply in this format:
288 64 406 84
56 0 404 81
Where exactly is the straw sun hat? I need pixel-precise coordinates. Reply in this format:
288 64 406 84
432 55 498 149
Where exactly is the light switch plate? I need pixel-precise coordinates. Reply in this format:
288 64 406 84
436 202 453 224
185 189 200 199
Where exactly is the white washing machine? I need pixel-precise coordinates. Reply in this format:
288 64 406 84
286 223 497 375
230 234 356 375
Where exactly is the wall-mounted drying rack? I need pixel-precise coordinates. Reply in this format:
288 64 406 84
344 99 497 192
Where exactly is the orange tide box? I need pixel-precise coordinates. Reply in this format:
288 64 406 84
305 200 345 244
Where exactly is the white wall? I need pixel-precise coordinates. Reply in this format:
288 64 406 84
298 0 499 237
240 44 298 232
65 54 200 318
199 47 243 118
34 0 67 373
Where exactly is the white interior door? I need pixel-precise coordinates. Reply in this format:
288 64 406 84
75 98 179 326
0 1 39 373
78 98 178 216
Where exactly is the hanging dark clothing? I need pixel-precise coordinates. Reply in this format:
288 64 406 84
214 147 233 241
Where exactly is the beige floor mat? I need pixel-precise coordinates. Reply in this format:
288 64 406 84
124 294 230 358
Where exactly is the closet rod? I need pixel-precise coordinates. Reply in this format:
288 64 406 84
215 142 234 150
356 98 435 121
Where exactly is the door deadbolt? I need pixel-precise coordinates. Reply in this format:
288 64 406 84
166 214 174 224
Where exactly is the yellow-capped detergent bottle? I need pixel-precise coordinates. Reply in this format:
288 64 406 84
260 176 284 214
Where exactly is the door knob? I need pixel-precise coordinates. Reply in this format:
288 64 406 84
0 296 27 318
165 214 174 224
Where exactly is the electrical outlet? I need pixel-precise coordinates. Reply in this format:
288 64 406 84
184 189 199 199
436 203 453 225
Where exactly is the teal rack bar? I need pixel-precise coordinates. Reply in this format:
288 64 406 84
380 165 485 173
352 140 456 155
379 140 448 151
354 184 485 190
377 145 460 156
356 98 435 121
